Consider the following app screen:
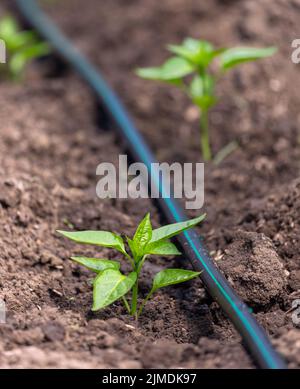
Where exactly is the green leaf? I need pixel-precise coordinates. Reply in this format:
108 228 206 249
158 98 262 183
155 56 195 78
92 269 137 311
19 42 50 59
57 230 126 255
8 31 38 51
0 16 39 52
150 214 206 244
9 42 50 77
167 44 198 63
220 47 277 70
71 257 120 273
183 37 203 51
136 56 194 81
152 269 200 292
190 75 203 97
133 213 152 254
183 38 214 59
146 240 181 256
136 67 163 80
0 16 19 41
190 74 214 97
127 237 138 259
168 38 215 67
190 75 217 109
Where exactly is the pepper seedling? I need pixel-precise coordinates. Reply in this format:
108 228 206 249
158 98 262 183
57 213 205 319
136 38 276 161
0 15 50 80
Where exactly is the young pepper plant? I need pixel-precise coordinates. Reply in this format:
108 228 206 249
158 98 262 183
57 213 205 319
136 38 276 161
0 15 50 80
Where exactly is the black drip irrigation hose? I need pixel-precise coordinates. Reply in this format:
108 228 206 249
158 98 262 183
15 0 287 369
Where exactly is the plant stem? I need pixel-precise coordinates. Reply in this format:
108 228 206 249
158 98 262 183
122 296 131 314
200 108 212 161
131 280 138 317
213 140 238 165
124 252 135 268
130 254 148 317
137 290 154 318
137 255 147 274
130 255 148 318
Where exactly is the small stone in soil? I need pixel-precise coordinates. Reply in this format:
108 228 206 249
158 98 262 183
42 321 66 342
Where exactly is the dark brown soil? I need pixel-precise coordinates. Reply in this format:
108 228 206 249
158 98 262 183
0 0 299 368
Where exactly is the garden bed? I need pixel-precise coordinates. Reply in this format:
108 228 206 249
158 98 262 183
0 0 299 368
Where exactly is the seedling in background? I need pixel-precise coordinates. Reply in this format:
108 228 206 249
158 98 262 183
0 15 50 80
137 38 276 162
57 213 205 319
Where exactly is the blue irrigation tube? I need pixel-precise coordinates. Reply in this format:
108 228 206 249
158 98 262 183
15 0 286 369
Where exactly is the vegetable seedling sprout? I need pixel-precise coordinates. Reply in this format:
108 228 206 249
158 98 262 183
136 38 276 161
0 15 50 80
57 213 205 319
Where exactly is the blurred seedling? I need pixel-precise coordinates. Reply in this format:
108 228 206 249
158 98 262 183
137 38 276 162
0 15 50 80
